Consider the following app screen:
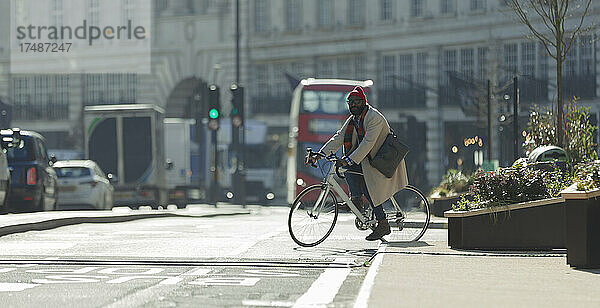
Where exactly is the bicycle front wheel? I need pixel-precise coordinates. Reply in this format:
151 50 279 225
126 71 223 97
288 184 338 247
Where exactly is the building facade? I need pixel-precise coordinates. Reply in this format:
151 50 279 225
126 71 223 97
0 0 599 193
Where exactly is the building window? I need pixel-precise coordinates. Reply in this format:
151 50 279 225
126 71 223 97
122 0 134 25
416 53 427 85
470 0 485 11
33 76 51 106
460 48 474 80
411 0 423 17
317 0 333 27
441 0 454 14
85 74 137 105
88 0 99 26
355 55 366 79
380 0 393 21
273 64 289 96
290 62 305 78
13 78 29 106
54 75 69 106
255 64 270 96
537 43 548 79
503 43 518 79
579 35 594 76
285 0 302 31
52 0 63 27
398 54 414 89
155 0 168 12
254 0 270 32
442 50 457 85
337 58 352 78
477 47 488 79
565 47 577 77
12 75 70 120
348 0 364 25
317 59 334 78
521 42 536 77
382 55 396 89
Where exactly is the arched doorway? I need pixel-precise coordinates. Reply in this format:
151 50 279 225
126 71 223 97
165 77 209 118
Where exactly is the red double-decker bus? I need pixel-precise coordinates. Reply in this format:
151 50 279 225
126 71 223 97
286 78 373 204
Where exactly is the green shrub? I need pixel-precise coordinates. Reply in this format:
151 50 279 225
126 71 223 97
524 100 598 164
430 169 473 198
452 162 572 211
574 161 600 191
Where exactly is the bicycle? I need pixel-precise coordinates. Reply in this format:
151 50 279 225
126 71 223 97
288 148 430 247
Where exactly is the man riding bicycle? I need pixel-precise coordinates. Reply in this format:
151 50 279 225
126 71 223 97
305 86 408 241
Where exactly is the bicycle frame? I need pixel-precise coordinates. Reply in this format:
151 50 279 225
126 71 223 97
310 163 406 227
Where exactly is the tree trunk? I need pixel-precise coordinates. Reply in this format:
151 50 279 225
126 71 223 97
556 57 563 147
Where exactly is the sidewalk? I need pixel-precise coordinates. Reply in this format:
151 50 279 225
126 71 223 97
364 240 600 307
0 204 252 237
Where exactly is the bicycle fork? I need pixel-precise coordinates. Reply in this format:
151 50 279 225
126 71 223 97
308 184 330 219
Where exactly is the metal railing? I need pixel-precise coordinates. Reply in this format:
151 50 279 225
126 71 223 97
378 87 426 109
13 103 69 120
563 74 596 99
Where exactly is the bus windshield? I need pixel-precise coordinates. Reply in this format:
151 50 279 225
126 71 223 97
301 90 348 115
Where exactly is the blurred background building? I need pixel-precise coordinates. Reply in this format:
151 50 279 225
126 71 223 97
0 0 598 196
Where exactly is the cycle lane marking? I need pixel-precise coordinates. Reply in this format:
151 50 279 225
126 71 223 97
292 257 353 308
353 243 386 308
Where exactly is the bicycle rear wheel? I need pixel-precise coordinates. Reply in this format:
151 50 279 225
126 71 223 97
383 185 430 242
288 184 338 247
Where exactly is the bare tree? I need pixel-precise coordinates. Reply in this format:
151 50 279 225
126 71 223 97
508 0 593 147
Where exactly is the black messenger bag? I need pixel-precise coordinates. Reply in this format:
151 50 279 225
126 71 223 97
368 131 409 178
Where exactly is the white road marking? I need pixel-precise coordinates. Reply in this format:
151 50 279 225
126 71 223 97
0 283 40 292
0 268 16 273
242 300 294 307
292 258 353 308
0 242 75 250
353 244 386 308
188 277 260 286
181 268 212 276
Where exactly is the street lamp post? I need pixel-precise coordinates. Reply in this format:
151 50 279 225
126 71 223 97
513 76 519 161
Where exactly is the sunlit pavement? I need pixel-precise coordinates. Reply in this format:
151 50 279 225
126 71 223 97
0 205 598 307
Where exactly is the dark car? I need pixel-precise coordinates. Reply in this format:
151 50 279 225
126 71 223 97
2 129 58 212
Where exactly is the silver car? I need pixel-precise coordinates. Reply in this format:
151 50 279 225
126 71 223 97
54 160 113 210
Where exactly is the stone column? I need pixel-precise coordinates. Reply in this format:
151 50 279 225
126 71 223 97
425 48 442 187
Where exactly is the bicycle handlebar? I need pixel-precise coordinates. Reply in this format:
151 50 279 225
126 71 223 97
305 148 347 178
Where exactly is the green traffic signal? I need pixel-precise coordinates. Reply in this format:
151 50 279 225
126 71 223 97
209 108 219 119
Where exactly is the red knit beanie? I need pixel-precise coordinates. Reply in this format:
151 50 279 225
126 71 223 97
347 86 367 102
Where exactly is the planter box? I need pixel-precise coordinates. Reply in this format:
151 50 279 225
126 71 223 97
431 195 461 217
431 194 474 217
561 186 600 268
444 197 565 250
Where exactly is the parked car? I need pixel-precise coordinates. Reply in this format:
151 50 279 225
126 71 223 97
1 129 58 212
53 160 114 210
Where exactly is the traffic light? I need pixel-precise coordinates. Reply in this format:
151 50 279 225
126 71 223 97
207 84 220 130
230 84 244 128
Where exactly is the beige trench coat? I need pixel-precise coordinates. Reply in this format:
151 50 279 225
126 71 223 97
320 106 409 206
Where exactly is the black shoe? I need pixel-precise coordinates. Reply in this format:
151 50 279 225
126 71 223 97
366 219 391 241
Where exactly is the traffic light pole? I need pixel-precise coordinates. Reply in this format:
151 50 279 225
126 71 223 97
207 85 220 207
234 0 246 208
211 129 218 207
